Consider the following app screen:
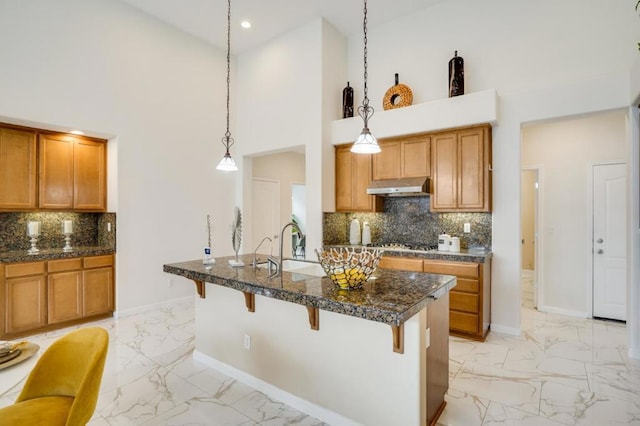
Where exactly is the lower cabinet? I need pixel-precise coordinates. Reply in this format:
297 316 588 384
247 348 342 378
423 259 491 341
1 254 114 339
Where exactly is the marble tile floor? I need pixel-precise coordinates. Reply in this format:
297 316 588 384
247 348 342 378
1 287 639 425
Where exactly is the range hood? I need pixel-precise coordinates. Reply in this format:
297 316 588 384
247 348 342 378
366 177 431 197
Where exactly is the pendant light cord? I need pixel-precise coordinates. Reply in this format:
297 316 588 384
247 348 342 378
223 0 233 148
358 0 374 128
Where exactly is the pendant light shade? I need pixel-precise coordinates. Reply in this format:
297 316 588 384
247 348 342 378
351 0 380 155
216 0 238 172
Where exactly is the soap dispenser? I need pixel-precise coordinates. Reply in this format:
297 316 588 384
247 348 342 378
362 222 371 246
349 218 361 245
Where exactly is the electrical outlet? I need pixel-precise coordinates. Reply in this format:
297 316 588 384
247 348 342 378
107 222 112 232
244 334 251 350
463 223 471 233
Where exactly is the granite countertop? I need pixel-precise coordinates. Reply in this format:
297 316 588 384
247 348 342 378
327 244 492 263
0 246 116 263
164 254 456 327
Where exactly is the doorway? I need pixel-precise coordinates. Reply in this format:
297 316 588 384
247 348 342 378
592 162 627 321
521 168 539 309
252 178 280 256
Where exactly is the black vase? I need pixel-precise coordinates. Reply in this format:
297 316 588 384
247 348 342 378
342 82 354 118
448 51 464 97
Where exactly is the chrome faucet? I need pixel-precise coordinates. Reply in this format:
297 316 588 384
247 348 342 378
268 222 304 278
252 236 272 268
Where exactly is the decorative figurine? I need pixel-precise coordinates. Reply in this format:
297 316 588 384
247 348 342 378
229 207 244 267
342 82 354 118
448 51 464 97
383 73 413 110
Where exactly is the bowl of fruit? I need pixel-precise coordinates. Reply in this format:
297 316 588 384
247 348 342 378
315 247 383 290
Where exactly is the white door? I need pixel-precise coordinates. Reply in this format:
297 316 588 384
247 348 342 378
252 179 280 255
593 163 627 321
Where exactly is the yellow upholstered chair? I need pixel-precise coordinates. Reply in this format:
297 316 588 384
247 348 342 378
0 327 109 426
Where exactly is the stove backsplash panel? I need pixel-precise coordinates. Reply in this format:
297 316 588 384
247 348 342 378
323 197 491 249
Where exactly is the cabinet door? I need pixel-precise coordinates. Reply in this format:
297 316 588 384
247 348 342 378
39 134 74 209
335 145 353 212
372 141 401 180
48 271 83 324
352 152 374 211
458 128 487 211
74 139 106 210
5 275 47 334
0 127 37 210
83 267 114 317
402 138 430 178
431 133 457 210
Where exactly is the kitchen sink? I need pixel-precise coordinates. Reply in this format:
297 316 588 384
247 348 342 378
258 259 326 278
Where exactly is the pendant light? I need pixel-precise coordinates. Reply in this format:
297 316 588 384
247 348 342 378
216 0 238 171
351 0 380 154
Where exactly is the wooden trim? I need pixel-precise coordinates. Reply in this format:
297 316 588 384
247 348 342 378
428 401 447 426
391 324 404 354
191 279 205 298
243 292 255 312
307 306 319 330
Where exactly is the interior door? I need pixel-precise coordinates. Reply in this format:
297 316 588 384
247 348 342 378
252 179 280 256
593 163 627 321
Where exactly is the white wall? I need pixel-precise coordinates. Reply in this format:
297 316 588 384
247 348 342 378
237 19 346 257
522 111 627 316
0 0 235 313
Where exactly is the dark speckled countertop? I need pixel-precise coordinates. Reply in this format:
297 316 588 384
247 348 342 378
328 245 492 264
164 254 456 327
0 246 115 263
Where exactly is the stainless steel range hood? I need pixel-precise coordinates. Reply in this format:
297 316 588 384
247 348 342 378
366 177 431 197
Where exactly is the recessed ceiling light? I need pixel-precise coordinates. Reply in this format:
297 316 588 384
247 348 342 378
240 20 251 29
70 130 84 135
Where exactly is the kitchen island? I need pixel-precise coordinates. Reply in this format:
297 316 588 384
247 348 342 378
164 254 456 426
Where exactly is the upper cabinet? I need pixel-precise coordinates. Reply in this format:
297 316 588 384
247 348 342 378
0 123 107 212
335 144 383 213
431 125 492 212
0 127 37 210
373 134 431 180
39 133 107 211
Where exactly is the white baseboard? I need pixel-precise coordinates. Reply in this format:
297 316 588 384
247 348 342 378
536 304 589 318
192 350 360 426
113 295 193 319
490 324 521 336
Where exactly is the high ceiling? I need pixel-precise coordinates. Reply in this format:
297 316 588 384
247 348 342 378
120 0 445 53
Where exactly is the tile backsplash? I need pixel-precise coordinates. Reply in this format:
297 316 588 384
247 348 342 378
323 197 491 249
0 212 116 252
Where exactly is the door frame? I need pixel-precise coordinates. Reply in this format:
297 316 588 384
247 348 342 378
521 165 543 309
587 160 627 319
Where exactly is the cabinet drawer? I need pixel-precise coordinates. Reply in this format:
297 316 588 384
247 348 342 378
379 256 423 272
455 278 479 293
423 260 479 278
83 255 113 269
450 291 479 313
5 261 45 278
450 311 479 334
48 258 82 273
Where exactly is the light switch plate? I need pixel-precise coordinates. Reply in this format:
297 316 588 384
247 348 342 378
464 223 471 233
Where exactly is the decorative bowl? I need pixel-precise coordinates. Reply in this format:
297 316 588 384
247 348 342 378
316 247 383 290
0 341 12 357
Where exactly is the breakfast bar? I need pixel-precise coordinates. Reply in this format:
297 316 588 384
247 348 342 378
164 254 456 426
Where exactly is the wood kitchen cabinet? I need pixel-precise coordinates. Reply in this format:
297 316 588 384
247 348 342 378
423 258 491 341
1 262 47 336
39 133 107 211
335 144 383 212
431 125 491 212
373 134 431 180
0 126 37 210
1 254 115 339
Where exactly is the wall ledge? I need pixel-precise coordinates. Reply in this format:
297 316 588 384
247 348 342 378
331 89 497 144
